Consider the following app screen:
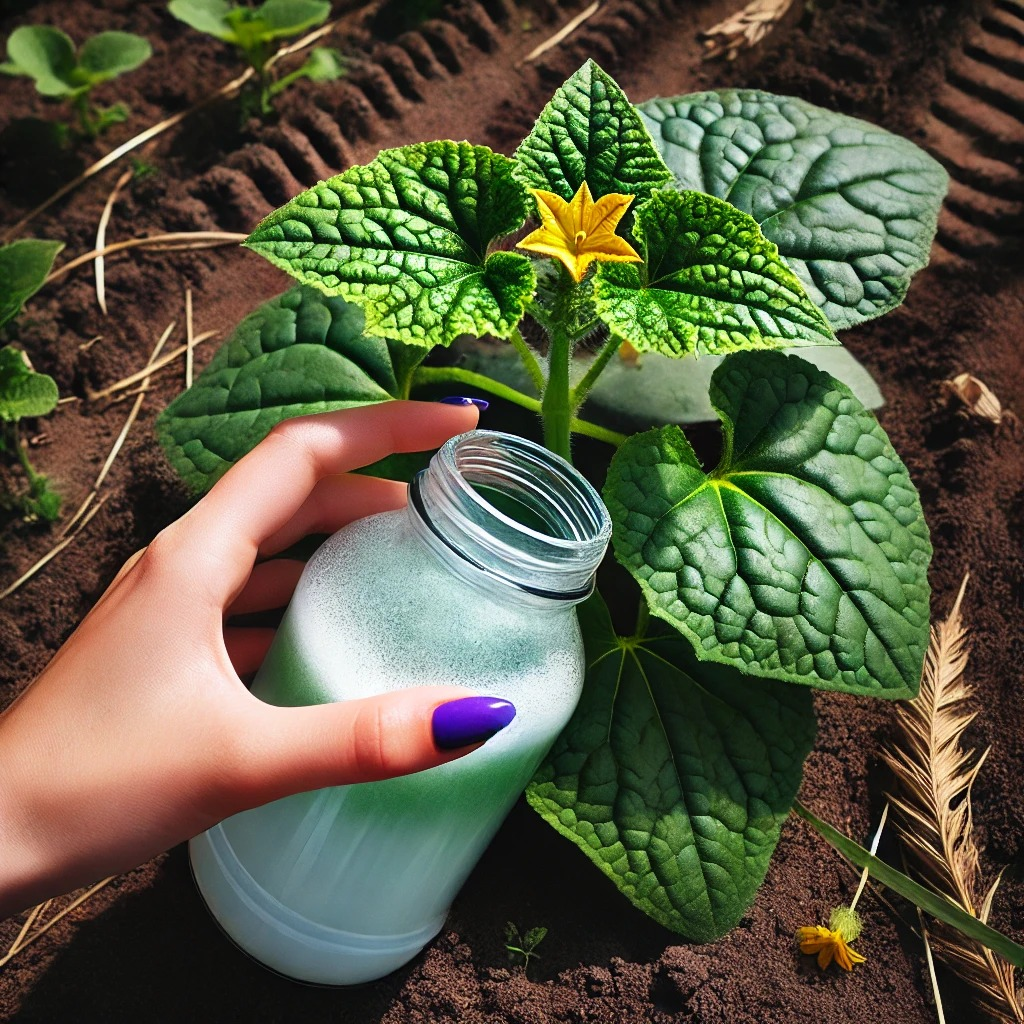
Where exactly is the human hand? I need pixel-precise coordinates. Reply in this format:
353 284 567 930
0 400 510 918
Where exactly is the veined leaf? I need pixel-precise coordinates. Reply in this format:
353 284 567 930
0 345 59 422
167 0 237 41
156 286 426 491
515 59 672 204
528 591 816 940
246 141 536 348
638 90 948 330
0 239 63 328
604 350 931 698
169 0 328 43
594 191 836 357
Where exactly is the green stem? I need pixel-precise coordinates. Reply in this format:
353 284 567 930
541 326 572 462
793 799 1024 969
508 326 546 395
634 599 650 640
72 92 95 139
570 332 622 412
410 366 626 447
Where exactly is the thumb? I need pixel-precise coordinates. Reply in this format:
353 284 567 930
238 687 517 807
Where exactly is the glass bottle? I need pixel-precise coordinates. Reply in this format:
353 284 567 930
189 429 610 985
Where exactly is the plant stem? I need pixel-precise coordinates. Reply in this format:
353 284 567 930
542 326 573 462
634 599 650 639
410 366 626 447
508 326 546 395
570 333 622 412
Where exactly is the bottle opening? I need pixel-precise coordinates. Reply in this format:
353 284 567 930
411 431 611 601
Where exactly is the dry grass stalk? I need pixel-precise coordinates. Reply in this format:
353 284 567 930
519 1 601 65
700 0 798 61
0 878 115 969
0 17 339 244
882 572 1023 1024
59 322 176 540
0 496 107 602
46 232 247 287
95 168 135 315
185 287 195 388
85 329 217 402
943 373 1020 432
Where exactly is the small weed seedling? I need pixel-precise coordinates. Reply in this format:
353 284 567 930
0 25 152 138
167 0 344 115
0 239 63 523
504 922 547 974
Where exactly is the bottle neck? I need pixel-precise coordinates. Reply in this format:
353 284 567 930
408 431 611 608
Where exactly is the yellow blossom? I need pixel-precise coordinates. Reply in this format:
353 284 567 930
796 906 867 972
518 181 642 283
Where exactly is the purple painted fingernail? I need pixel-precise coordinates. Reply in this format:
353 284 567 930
432 696 516 749
439 396 489 411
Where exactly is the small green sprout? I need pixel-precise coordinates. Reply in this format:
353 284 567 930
0 26 152 138
167 0 344 114
0 346 61 523
0 239 64 524
504 922 547 974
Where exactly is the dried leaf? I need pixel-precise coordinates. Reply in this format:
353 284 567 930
943 373 1019 430
883 573 1024 1024
699 0 798 61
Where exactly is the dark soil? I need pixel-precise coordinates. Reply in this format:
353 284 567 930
2 0 1023 1021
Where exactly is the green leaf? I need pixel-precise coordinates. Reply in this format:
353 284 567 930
0 239 63 328
604 350 931 698
594 191 836 357
156 286 426 491
793 801 1024 969
638 90 948 330
0 345 59 422
77 31 152 81
254 0 331 39
167 0 237 41
3 25 78 96
528 591 815 940
246 141 536 348
584 346 883 429
514 59 672 203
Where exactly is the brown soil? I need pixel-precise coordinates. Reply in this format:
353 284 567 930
1 0 1023 1021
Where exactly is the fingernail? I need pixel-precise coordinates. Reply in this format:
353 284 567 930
438 396 489 411
432 696 516 749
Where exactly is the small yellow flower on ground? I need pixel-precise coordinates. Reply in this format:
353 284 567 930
796 907 867 971
518 181 642 283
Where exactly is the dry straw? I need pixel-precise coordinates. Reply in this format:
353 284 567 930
883 572 1023 1023
700 0 798 61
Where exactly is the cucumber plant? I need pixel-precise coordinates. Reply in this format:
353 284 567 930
167 0 344 115
0 25 152 138
158 62 948 940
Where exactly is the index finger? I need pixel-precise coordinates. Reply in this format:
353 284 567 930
169 400 479 605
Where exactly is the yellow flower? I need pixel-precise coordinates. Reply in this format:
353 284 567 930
518 181 642 283
796 907 867 972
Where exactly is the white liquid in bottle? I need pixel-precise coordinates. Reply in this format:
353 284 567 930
190 430 610 985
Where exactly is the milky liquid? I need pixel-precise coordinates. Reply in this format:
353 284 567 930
212 510 585 945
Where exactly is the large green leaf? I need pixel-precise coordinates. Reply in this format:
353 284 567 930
1 26 78 96
246 141 536 348
0 239 63 329
638 90 948 330
254 0 332 39
604 350 931 698
528 591 815 940
77 31 152 81
0 345 59 422
514 59 672 203
156 286 426 491
594 191 836 357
